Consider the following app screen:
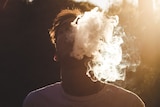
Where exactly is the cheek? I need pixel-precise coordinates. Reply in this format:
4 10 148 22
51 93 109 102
55 25 75 60
56 35 74 60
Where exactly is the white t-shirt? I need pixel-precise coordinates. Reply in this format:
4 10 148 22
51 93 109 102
23 82 145 107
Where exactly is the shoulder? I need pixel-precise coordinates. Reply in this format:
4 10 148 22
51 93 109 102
27 82 61 98
105 83 145 107
23 82 62 107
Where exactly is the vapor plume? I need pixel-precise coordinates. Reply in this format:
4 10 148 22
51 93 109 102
73 0 123 12
67 0 141 83
69 8 123 82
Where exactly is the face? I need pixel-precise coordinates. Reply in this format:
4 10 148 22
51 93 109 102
55 17 75 61
55 13 92 71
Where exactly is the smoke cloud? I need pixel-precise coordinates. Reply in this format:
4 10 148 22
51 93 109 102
73 0 123 12
67 0 141 83
69 8 124 82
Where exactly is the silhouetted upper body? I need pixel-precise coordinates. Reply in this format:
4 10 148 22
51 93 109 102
23 82 145 107
23 9 145 107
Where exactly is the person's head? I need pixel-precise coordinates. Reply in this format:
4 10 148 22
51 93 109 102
50 8 126 84
50 9 91 71
49 9 98 89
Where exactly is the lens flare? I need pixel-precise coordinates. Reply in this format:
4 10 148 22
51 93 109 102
126 0 139 7
26 0 34 3
152 0 160 11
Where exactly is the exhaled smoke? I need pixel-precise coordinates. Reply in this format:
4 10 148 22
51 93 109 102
72 0 123 12
70 8 125 83
72 0 139 9
68 0 140 83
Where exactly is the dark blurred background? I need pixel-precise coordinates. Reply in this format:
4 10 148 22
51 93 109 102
0 0 160 107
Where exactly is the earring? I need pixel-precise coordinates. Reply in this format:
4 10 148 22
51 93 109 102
53 54 58 61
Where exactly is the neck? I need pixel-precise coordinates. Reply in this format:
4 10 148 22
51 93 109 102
61 67 105 96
